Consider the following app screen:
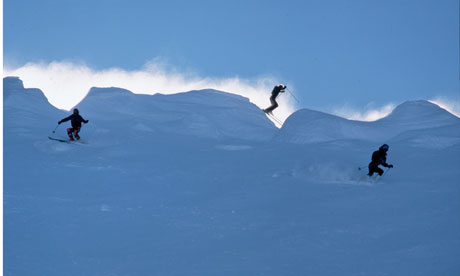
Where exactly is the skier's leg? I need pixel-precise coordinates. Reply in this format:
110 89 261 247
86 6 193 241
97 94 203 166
376 167 384 176
270 97 279 111
367 164 374 176
73 127 81 140
264 96 278 114
67 128 75 141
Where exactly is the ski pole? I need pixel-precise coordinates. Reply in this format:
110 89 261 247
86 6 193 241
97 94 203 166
286 88 300 103
52 124 59 133
358 165 368 171
382 167 391 177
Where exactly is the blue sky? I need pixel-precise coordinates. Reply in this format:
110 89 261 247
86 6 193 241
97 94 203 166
4 0 460 118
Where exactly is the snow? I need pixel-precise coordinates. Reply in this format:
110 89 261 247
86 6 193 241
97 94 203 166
4 77 460 276
277 100 460 146
76 87 277 142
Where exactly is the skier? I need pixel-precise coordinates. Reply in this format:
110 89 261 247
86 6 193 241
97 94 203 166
264 84 287 114
58 108 89 141
368 144 394 177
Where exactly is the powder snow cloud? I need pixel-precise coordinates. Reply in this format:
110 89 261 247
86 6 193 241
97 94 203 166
4 60 297 121
332 98 460 122
5 61 459 123
331 103 396 122
430 97 460 118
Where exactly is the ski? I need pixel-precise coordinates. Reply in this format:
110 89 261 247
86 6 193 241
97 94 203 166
48 137 86 143
262 109 283 126
266 113 283 126
48 136 71 143
49 136 88 144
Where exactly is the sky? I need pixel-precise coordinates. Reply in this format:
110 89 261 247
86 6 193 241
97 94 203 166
3 0 460 120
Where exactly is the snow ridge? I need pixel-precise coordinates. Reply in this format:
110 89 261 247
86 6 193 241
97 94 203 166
277 100 460 146
5 76 460 147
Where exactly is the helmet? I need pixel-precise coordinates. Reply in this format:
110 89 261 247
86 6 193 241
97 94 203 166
380 144 389 151
73 108 79 114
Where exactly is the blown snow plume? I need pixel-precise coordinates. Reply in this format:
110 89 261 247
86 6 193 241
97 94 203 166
331 103 396 121
3 61 297 121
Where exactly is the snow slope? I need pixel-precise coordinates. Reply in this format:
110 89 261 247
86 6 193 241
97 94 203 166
277 100 460 146
4 77 460 276
75 87 277 143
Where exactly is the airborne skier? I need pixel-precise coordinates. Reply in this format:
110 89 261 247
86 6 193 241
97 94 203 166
368 144 394 177
58 108 89 141
263 84 287 114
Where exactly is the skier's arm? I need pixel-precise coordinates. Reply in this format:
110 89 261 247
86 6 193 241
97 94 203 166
79 115 89 124
379 156 388 167
380 159 393 168
58 115 72 124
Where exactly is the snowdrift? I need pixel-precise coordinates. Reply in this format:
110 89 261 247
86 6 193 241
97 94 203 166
74 86 277 142
277 100 460 147
4 77 67 140
5 76 460 148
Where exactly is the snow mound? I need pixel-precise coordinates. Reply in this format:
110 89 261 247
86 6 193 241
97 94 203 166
3 77 59 113
275 109 377 143
378 100 460 130
76 87 277 141
277 100 460 147
3 77 67 138
3 76 25 98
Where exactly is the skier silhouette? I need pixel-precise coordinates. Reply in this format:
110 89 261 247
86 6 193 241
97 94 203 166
264 84 286 114
368 144 394 176
58 108 89 141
